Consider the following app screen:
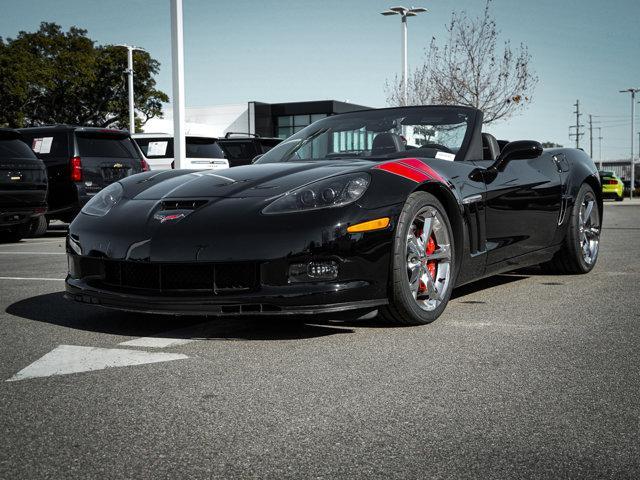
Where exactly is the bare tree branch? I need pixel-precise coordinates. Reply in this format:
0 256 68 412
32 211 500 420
385 0 537 125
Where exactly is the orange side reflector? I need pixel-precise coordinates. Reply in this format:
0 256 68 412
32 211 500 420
347 217 390 233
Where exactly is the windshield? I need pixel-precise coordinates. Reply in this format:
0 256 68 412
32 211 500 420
256 106 474 164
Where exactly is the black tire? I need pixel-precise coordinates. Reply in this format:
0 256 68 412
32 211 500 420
542 183 600 274
380 191 456 325
29 216 49 237
0 223 30 243
615 194 623 202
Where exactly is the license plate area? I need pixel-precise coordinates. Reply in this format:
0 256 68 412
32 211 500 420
101 167 131 181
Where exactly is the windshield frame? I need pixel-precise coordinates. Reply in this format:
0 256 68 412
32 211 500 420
255 105 482 165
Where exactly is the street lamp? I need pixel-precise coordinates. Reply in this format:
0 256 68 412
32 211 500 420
619 88 639 198
380 6 428 106
115 45 146 133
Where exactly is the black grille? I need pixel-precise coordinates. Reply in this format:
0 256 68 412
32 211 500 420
95 259 259 294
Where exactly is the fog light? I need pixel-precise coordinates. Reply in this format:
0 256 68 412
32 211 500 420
288 261 339 283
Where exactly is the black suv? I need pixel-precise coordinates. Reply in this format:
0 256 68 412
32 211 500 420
18 126 147 223
0 129 48 241
217 133 282 167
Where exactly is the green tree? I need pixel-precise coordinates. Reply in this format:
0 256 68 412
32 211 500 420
0 22 168 130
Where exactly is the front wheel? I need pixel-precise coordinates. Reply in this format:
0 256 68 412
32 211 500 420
380 192 456 325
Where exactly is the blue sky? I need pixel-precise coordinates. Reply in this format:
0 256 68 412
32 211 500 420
1 0 639 160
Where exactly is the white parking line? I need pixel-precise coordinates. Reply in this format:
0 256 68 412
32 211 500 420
3 240 64 246
7 345 188 382
119 336 195 348
0 252 65 255
0 276 64 281
118 322 214 348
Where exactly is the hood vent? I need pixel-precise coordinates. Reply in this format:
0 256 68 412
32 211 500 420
160 199 208 211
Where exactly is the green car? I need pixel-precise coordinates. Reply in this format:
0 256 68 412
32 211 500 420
599 170 624 201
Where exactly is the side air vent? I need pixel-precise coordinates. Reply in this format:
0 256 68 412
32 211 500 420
160 199 208 210
464 203 486 255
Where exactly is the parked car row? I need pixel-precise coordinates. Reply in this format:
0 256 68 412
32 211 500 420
0 129 48 241
132 132 281 170
0 123 282 241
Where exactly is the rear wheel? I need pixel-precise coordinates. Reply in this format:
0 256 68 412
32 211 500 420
615 193 623 202
380 192 455 325
29 216 49 237
543 183 600 274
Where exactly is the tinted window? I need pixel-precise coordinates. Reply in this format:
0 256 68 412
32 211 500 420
218 140 258 161
20 132 69 158
0 139 38 159
77 134 139 158
186 137 224 159
258 138 282 153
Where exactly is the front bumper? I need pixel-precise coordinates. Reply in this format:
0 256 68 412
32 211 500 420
65 197 402 315
65 276 387 316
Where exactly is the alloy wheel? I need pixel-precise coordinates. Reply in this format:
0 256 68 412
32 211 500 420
578 193 600 265
405 206 452 311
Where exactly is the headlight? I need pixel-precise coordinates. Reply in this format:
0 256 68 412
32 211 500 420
81 182 123 217
262 173 370 214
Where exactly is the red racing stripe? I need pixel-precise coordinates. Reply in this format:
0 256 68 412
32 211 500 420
373 162 431 183
397 158 445 183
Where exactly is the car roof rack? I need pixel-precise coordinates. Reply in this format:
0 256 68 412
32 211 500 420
224 132 260 138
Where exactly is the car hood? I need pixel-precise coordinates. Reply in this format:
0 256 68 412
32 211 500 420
122 161 372 200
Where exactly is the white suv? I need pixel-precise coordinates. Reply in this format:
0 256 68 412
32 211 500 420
132 133 230 171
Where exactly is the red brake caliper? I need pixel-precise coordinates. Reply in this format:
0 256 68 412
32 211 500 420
418 234 438 294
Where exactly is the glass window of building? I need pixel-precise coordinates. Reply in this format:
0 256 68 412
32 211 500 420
275 113 328 139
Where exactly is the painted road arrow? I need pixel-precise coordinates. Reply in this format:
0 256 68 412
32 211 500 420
7 344 188 382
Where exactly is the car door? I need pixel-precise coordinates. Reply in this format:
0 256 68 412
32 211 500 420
474 151 563 266
20 130 74 214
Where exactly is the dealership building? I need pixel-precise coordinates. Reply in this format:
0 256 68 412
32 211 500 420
143 100 370 138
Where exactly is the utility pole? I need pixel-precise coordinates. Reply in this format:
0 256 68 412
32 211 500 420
597 127 603 171
381 6 428 106
569 100 584 149
588 114 593 158
619 88 639 198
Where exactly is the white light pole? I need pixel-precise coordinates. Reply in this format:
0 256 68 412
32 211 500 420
381 6 427 106
620 88 639 198
115 44 146 133
170 0 186 169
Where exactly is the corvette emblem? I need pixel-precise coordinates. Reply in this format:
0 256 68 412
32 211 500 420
113 163 123 168
153 212 186 223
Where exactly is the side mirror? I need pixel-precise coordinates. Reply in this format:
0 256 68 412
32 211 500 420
491 140 543 171
251 154 263 164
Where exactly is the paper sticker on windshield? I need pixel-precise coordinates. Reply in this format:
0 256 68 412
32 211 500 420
147 141 168 156
435 151 455 161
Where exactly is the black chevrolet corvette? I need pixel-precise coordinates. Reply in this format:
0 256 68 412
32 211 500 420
65 106 602 325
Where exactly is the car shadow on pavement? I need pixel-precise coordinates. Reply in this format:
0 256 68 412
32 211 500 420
5 292 354 342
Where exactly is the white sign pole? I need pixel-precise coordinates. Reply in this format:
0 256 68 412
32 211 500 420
170 0 186 169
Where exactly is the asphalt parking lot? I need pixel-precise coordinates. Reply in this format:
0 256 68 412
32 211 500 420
0 202 639 479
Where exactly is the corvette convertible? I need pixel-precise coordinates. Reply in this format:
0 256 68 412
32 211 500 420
65 106 602 325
